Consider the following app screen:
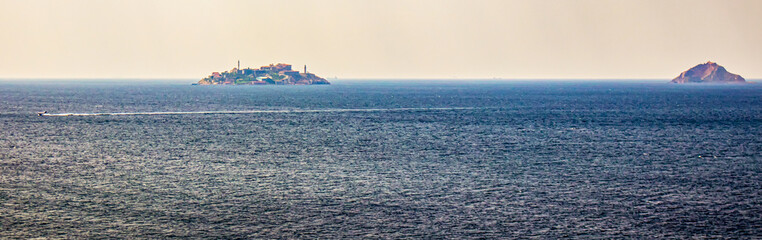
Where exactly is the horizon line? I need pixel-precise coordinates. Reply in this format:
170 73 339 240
0 77 711 81
1 77 760 83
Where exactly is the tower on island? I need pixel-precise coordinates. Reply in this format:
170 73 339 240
237 60 240 70
304 65 307 74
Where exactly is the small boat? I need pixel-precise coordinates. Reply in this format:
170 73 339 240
37 111 47 116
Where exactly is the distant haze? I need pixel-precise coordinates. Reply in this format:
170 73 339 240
1 0 760 80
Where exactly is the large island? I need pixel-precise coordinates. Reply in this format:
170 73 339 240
196 63 330 85
671 61 746 84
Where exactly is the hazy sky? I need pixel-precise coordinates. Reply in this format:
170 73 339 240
1 0 760 79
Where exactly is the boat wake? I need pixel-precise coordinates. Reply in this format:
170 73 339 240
40 107 477 117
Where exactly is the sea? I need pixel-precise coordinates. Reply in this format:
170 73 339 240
1 80 761 238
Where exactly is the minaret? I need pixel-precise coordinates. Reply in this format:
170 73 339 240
304 65 307 74
238 60 240 72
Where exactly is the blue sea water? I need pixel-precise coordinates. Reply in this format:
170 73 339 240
1 80 761 238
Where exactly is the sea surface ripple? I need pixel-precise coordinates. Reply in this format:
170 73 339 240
1 81 761 238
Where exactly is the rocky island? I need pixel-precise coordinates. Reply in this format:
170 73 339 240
671 61 746 84
196 62 330 85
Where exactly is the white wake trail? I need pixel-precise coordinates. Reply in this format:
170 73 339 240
41 107 476 117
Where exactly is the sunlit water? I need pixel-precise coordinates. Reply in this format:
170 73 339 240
1 80 761 238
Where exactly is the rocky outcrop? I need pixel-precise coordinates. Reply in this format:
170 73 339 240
671 61 745 83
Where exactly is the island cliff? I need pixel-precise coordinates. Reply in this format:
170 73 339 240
671 61 745 84
196 63 330 85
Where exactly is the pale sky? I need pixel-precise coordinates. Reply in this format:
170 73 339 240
0 0 760 79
